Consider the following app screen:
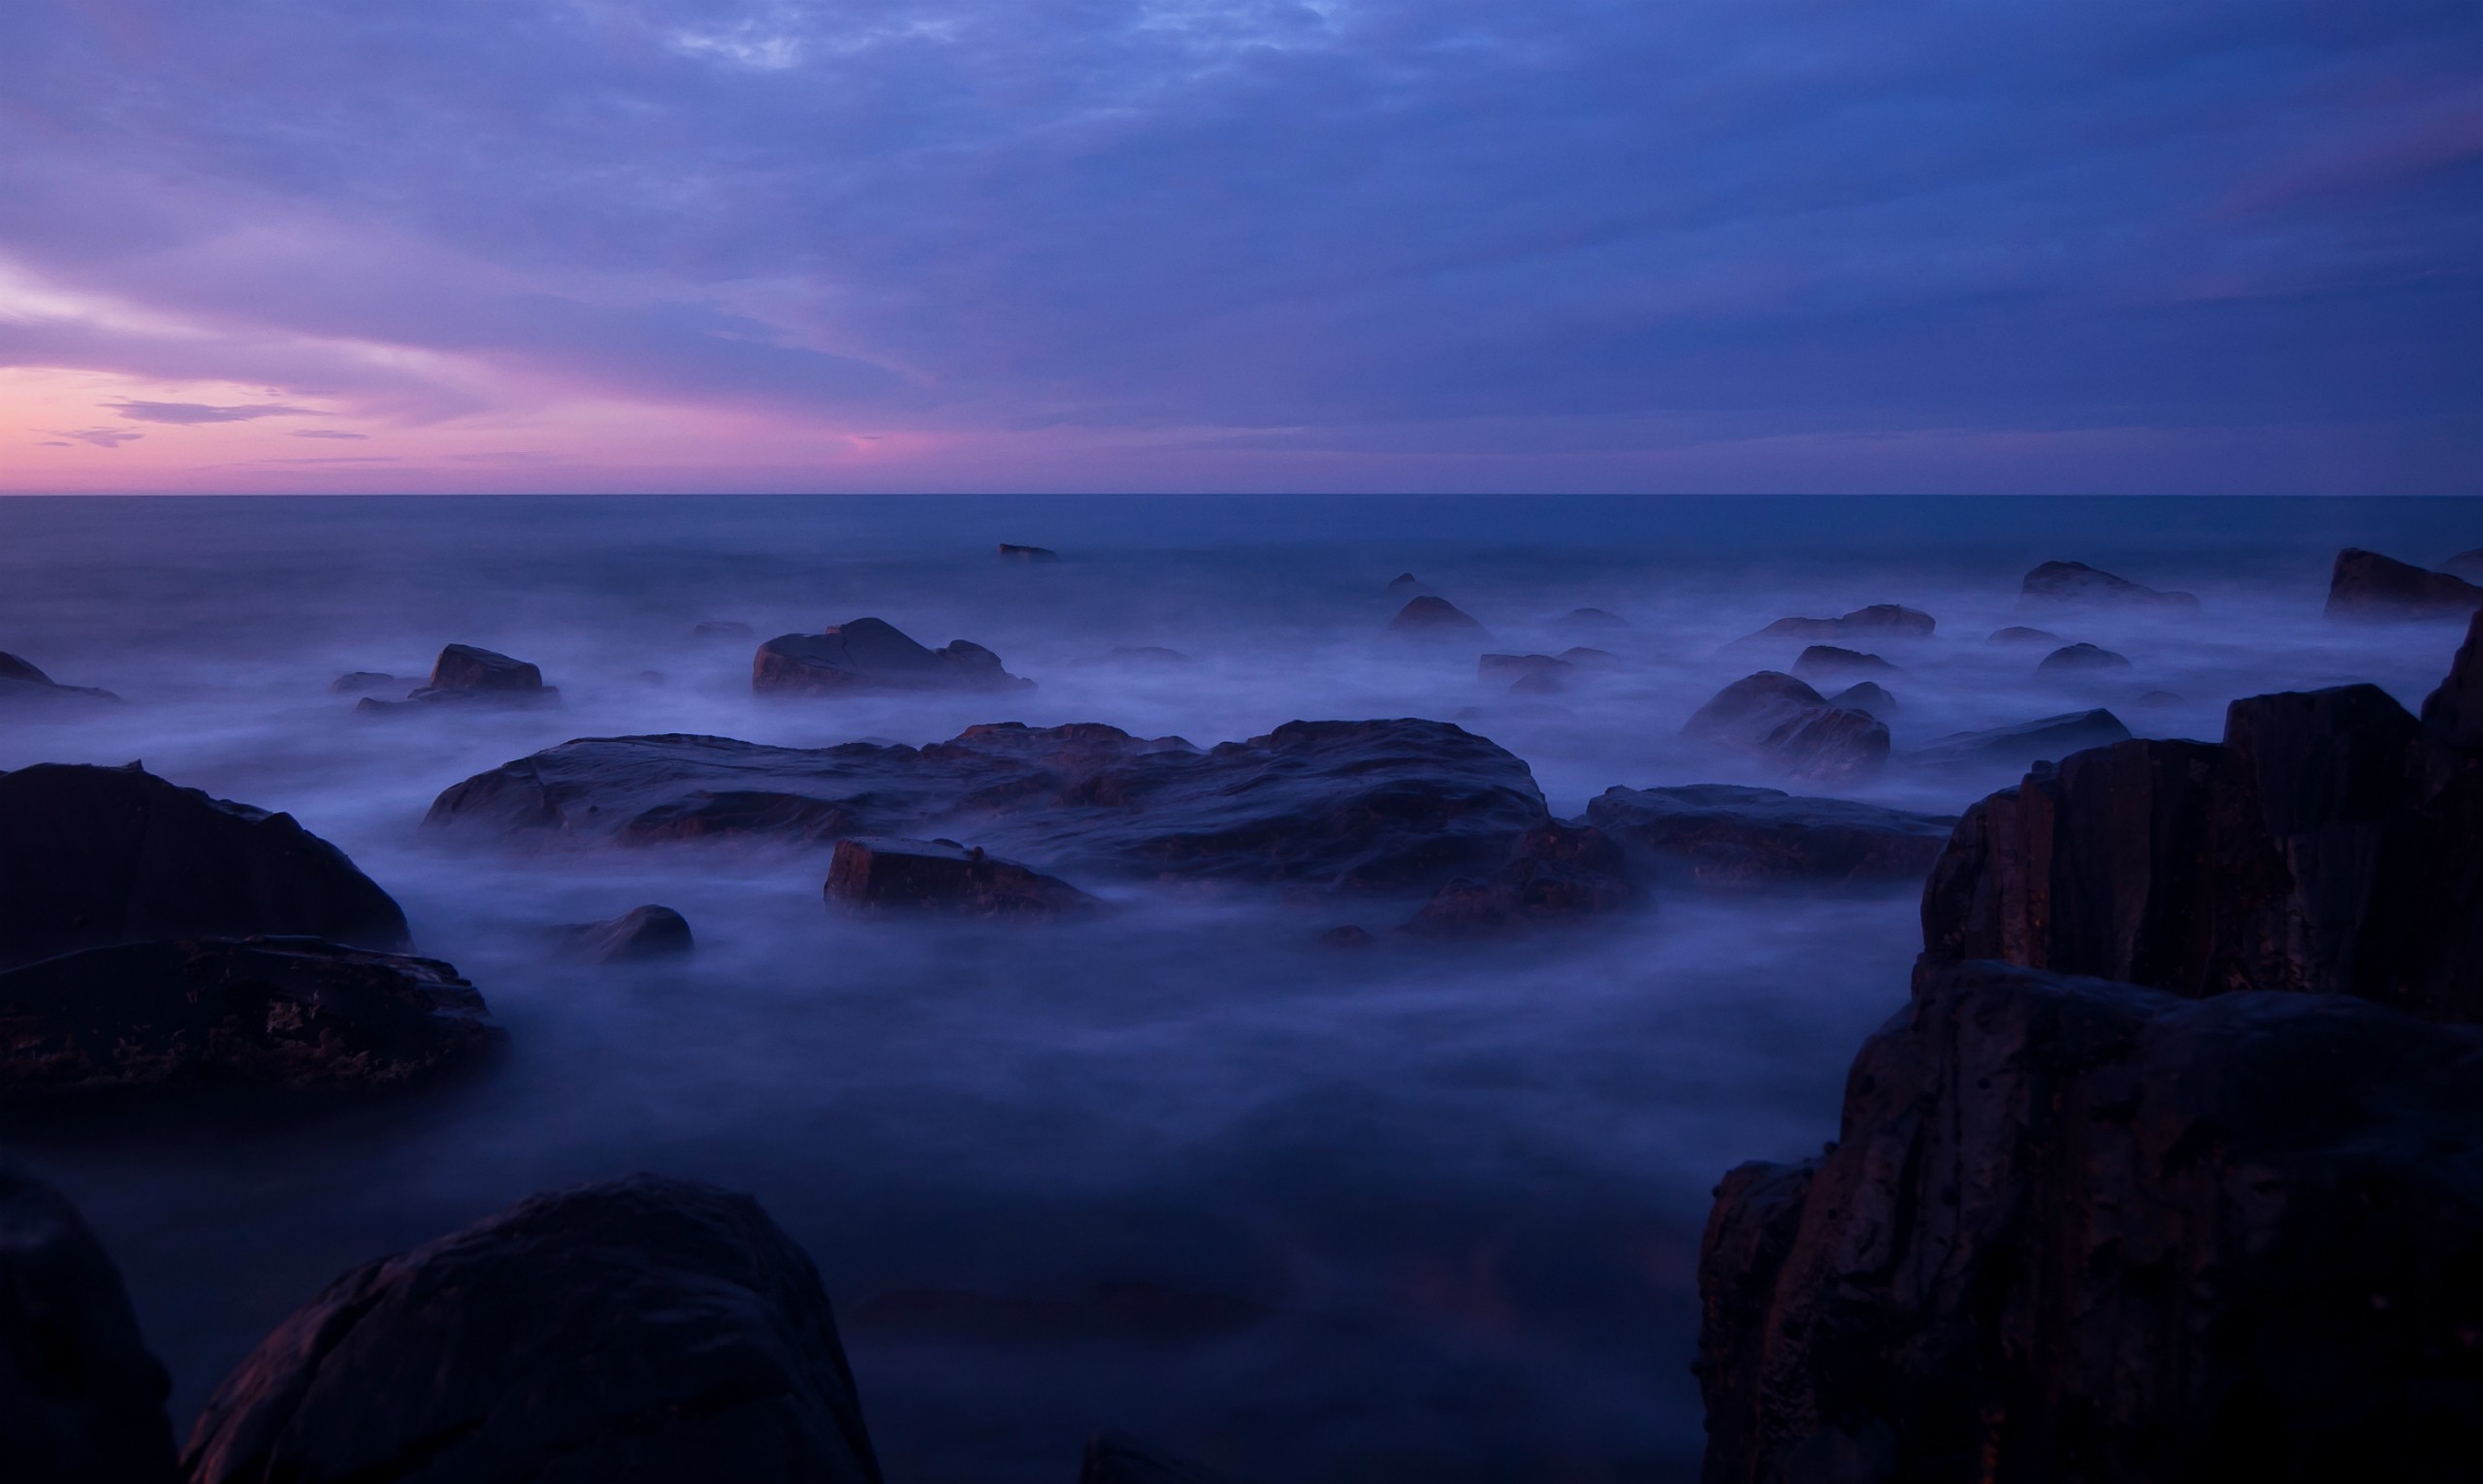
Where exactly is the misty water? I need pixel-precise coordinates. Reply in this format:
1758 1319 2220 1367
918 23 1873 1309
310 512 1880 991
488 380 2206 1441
2 494 2476 1483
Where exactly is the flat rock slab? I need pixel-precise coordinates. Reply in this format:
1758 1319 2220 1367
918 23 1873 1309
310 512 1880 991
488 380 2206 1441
1584 783 1953 889
427 719 1552 895
755 617 1029 695
1907 708 2130 771
0 936 499 1101
825 837 1097 920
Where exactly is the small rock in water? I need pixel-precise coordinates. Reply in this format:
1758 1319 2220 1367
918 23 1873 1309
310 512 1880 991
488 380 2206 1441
1558 645 1619 666
564 904 694 963
1985 625 2060 645
690 619 755 640
755 616 1032 695
1827 680 1896 717
1792 644 1896 680
2442 547 2483 583
2038 641 2132 671
328 670 396 694
2136 689 2184 707
825 836 1098 920
998 542 1060 561
2019 559 2199 612
1684 672 1888 783
359 644 560 711
1384 595 1489 640
1747 605 1936 643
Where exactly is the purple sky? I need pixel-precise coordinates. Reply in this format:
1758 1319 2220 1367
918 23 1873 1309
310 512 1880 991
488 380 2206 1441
4 0 2480 493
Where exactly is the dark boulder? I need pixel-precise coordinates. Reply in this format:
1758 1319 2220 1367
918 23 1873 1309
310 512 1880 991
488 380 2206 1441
0 762 409 971
181 1175 883 1484
356 645 558 711
0 651 117 704
1585 784 1952 890
691 620 755 640
1825 681 1895 717
1553 606 1628 631
1684 673 1888 783
2019 560 2199 612
1384 596 1488 640
1791 645 1894 681
1478 653 1572 684
1386 572 1421 591
1079 1431 1232 1484
2324 547 2483 620
2036 641 2130 672
1318 924 1374 950
0 1167 177 1484
824 837 1098 921
754 618 1031 695
1404 822 1633 933
0 937 498 1101
1747 605 1935 643
1696 959 2483 1484
426 719 1551 895
1907 708 2130 772
326 671 395 694
2443 547 2483 583
1985 625 2058 645
998 543 1060 562
564 905 694 963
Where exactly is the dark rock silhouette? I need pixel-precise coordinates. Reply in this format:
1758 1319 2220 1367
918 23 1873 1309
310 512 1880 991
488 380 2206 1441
1553 606 1628 631
1384 595 1488 640
356 644 559 711
2324 546 2483 620
1319 923 1374 949
825 837 1098 920
182 1175 883 1484
1078 1431 1233 1484
0 650 118 703
0 1166 177 1484
428 719 1551 895
1683 673 1888 783
1559 645 1618 667
1386 571 1421 591
756 617 1031 695
2018 560 2199 612
1404 822 1633 933
1907 708 2130 772
1585 784 1951 890
326 670 395 694
2443 547 2483 583
1748 605 1935 643
1791 645 1895 681
0 937 497 1101
564 904 693 962
2036 640 2130 671
998 542 1060 561
1825 681 1895 717
0 762 409 971
1479 653 1572 684
1696 960 2483 1484
691 619 755 640
1984 625 2059 645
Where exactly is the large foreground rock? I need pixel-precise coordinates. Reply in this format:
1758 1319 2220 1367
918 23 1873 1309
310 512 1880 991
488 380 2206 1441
754 617 1030 695
1696 959 2483 1484
825 837 1097 920
0 763 409 971
1683 673 1887 783
427 719 1552 895
2325 546 2483 620
183 1175 883 1484
2018 560 2199 612
0 937 498 1101
1921 619 2483 1020
1 1167 177 1483
1584 785 1952 890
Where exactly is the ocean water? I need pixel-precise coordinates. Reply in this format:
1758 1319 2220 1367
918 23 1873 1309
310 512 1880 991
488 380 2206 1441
0 493 2475 1482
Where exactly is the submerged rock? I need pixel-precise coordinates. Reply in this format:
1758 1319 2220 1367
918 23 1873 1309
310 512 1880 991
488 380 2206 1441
1747 605 1935 643
1553 606 1629 631
1079 1431 1233 1484
824 837 1098 920
2443 547 2483 583
564 905 694 963
427 719 1551 895
998 543 1059 562
0 650 118 704
1825 681 1895 717
182 1175 884 1484
1384 596 1489 640
1478 653 1573 684
0 1167 177 1484
1697 959 2483 1484
326 670 396 694
1584 784 1952 890
0 762 409 971
0 937 498 1101
1907 708 2131 772
2324 546 2483 620
691 619 755 640
756 617 1031 695
2018 560 2199 612
1683 673 1888 783
1404 822 1634 933
1386 572 1421 591
1984 625 2059 646
2036 640 2131 671
1791 645 1895 681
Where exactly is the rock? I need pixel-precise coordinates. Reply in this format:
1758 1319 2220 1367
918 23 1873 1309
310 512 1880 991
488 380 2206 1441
564 905 693 963
1478 653 1572 683
1103 646 1189 664
0 937 498 1101
2036 641 2131 671
1318 924 1374 950
0 1167 177 1483
1683 673 1888 783
691 620 755 640
1825 681 1895 717
1384 596 1488 640
1985 625 2059 645
2324 547 2483 620
754 617 1031 695
1386 572 1421 591
181 1175 884 1484
825 837 1098 921
2019 560 2200 612
1507 671 1564 696
326 671 395 694
0 762 409 971
0 651 118 704
1791 645 1895 681
1079 1431 1232 1484
1696 959 2483 1484
1553 607 1628 631
1404 822 1634 934
0 651 48 685
1747 605 1935 643
1584 784 1952 890
848 1281 1265 1348
357 645 559 712
998 543 1059 562
1558 646 1619 667
2443 547 2483 582
2137 689 2184 707
426 719 1551 895
1907 708 2131 772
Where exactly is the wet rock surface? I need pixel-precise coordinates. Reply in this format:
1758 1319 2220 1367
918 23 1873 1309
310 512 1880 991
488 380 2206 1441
356 644 559 711
181 1175 884 1484
2324 546 2483 620
2018 559 2199 611
0 1166 177 1484
0 937 498 1101
755 617 1032 695
1790 645 1893 681
825 837 1099 920
428 718 1552 895
1384 595 1488 639
1824 681 1894 717
1584 785 1952 890
1683 673 1887 783
564 904 694 962
1906 708 2130 772
0 763 410 971
1696 959 2483 1484
1403 822 1633 933
2036 640 2130 671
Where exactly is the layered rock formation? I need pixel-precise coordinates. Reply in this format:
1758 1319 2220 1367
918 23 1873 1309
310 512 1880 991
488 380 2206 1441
1684 673 1887 783
0 1167 177 1483
427 718 1553 895
755 617 1031 695
183 1175 884 1484
2325 546 2483 620
825 837 1098 920
1584 785 1952 890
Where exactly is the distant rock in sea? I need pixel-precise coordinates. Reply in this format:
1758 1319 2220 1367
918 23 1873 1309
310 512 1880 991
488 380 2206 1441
356 643 560 712
2037 641 2132 672
2324 546 2483 620
1384 595 1489 640
0 649 118 704
1683 672 1887 783
562 904 694 963
998 543 1059 562
754 617 1032 695
2018 560 2199 613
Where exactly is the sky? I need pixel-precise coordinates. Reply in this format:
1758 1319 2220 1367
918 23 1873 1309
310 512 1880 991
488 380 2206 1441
2 0 2479 496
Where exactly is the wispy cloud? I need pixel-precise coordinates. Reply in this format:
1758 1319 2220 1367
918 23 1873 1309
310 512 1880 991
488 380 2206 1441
292 429 369 439
47 426 145 448
103 400 319 424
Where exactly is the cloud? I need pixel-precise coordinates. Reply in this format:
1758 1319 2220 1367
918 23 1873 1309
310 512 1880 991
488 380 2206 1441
47 426 144 448
292 429 369 439
103 400 318 424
